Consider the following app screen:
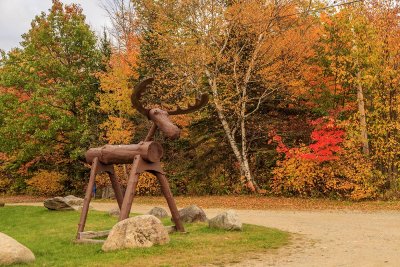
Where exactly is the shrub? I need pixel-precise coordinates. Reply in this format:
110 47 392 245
271 117 382 200
0 177 12 193
27 170 65 196
8 177 28 194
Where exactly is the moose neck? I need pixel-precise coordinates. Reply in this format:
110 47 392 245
144 123 158 142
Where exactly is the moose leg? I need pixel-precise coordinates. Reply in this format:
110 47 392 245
76 157 99 239
108 170 124 210
155 172 185 232
119 155 140 221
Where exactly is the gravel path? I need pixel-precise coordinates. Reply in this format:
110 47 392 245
10 202 400 266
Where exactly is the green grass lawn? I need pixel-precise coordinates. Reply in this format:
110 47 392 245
0 206 289 267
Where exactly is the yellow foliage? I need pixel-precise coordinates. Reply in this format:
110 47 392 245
95 167 159 196
137 172 160 196
97 48 138 117
99 116 135 144
27 170 65 196
95 172 111 188
97 41 138 144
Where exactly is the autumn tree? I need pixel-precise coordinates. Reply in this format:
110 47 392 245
0 0 102 189
131 0 318 192
316 5 377 153
97 0 151 197
97 0 140 146
311 1 400 194
365 0 400 193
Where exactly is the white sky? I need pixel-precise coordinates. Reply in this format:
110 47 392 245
0 0 111 52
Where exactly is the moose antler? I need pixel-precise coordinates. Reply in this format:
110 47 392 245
131 78 208 117
167 93 209 115
131 77 154 117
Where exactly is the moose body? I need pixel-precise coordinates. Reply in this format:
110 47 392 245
85 142 163 164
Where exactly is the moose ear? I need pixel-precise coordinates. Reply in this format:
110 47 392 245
131 78 154 117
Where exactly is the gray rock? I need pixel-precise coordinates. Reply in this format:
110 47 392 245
44 197 74 211
178 205 207 223
102 215 169 251
208 210 242 231
147 207 168 219
108 208 120 217
44 195 85 211
0 232 35 265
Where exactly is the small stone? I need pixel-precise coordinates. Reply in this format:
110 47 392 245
108 208 120 217
102 215 169 251
147 207 169 219
177 205 207 223
0 232 35 265
208 210 242 231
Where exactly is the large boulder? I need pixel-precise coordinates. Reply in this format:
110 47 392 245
208 210 242 231
147 207 168 219
178 205 207 223
102 215 169 252
0 232 35 265
44 195 84 211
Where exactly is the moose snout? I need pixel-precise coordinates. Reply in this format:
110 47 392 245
148 108 181 139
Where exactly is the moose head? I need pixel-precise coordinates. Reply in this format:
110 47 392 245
131 78 209 139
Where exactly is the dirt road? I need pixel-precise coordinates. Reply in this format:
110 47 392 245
11 202 400 266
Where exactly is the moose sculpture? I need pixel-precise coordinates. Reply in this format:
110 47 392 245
76 78 208 241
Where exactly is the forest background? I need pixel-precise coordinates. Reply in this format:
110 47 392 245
1 0 399 201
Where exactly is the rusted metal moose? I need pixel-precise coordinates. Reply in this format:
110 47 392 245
76 78 208 241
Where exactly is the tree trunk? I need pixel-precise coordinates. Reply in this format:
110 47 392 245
357 71 370 155
240 90 259 192
206 72 259 192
